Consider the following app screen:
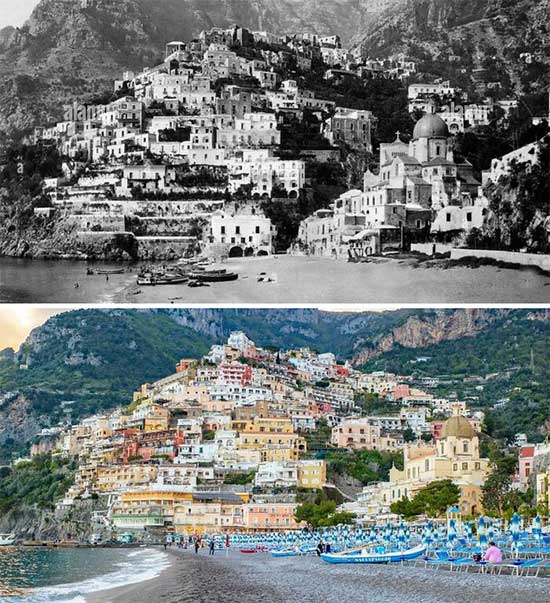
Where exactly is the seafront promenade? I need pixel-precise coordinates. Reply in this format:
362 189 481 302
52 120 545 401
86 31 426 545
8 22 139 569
86 548 550 603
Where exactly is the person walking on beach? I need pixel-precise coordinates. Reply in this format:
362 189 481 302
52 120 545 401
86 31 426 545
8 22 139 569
483 541 503 564
316 541 324 557
209 539 215 556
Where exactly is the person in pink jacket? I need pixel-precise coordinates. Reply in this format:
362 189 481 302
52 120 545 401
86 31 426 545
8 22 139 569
483 542 503 563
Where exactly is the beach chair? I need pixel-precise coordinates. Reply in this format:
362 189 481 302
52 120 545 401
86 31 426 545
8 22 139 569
425 551 452 570
477 560 503 575
448 557 475 572
501 558 541 576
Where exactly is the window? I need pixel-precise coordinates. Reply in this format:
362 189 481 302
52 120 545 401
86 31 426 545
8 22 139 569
221 226 226 235
466 212 472 222
446 213 451 222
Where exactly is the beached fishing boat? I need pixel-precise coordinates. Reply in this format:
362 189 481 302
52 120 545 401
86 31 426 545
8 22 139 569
190 270 238 283
321 543 426 564
136 273 188 286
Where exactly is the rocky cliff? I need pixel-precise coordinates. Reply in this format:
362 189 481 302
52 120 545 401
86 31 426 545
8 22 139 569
350 308 508 365
356 0 549 97
3 307 549 460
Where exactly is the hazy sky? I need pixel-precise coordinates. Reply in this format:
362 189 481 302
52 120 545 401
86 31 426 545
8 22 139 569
0 307 63 351
0 0 38 29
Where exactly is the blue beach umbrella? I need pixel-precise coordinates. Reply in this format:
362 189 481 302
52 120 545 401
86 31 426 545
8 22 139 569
510 513 521 552
397 522 406 549
533 515 543 542
478 516 487 547
447 518 457 550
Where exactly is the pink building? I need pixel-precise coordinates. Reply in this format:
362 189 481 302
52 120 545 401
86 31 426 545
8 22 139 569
516 445 535 490
331 418 401 451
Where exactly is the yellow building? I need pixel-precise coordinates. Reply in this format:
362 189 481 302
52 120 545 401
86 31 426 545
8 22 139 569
365 414 490 516
112 489 193 530
96 464 158 493
297 460 327 489
233 417 307 461
536 469 550 510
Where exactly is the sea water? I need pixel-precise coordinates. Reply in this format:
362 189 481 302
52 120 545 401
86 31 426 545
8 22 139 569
0 547 170 603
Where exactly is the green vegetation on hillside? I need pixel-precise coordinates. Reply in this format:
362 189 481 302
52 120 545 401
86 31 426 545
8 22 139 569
361 312 550 442
295 499 356 528
0 454 76 512
0 310 211 422
325 449 404 486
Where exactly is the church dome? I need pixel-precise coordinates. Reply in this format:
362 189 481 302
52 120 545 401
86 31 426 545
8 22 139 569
441 415 475 439
413 113 449 139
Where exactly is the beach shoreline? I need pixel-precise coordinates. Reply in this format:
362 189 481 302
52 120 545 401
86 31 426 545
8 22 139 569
84 547 550 603
3 253 550 303
114 254 550 304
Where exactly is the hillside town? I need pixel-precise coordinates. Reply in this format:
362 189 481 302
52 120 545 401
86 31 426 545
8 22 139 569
20 24 545 263
19 330 545 542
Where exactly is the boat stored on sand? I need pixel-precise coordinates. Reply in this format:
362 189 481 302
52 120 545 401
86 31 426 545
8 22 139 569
321 544 426 564
190 270 238 283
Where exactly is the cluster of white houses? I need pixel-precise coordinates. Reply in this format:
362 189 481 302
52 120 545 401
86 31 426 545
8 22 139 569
30 20 542 260
33 25 381 259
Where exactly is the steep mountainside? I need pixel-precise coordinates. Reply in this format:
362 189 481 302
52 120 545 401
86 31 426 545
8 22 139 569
0 0 394 141
0 307 533 459
357 0 549 97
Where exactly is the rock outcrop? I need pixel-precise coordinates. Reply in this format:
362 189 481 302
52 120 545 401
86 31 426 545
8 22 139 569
351 308 509 365
355 0 549 97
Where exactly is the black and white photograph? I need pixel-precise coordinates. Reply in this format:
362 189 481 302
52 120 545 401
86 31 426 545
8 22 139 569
0 0 548 302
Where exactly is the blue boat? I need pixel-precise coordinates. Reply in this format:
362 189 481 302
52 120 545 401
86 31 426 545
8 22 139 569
321 543 426 564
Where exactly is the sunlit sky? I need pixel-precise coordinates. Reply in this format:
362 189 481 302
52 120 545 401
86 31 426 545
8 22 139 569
0 306 400 351
0 307 64 350
0 0 38 29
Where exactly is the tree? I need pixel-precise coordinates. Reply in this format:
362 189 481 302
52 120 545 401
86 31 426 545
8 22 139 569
390 480 460 518
403 428 416 443
295 500 356 528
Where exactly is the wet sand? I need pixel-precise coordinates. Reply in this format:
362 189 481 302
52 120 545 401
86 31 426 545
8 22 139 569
86 548 550 603
117 255 550 304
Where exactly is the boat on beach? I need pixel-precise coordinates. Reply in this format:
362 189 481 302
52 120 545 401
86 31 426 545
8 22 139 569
189 270 239 283
137 275 189 286
321 543 426 564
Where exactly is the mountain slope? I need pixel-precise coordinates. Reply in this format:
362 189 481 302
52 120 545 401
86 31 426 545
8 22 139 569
1 307 549 458
356 0 549 97
0 0 395 141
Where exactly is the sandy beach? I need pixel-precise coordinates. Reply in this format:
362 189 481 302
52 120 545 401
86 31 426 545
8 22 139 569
86 548 550 603
2 254 549 303
115 255 550 304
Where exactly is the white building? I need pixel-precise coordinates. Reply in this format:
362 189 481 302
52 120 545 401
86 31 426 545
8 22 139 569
209 209 276 257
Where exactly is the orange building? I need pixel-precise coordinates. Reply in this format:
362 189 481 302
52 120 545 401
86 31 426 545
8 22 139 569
242 502 304 530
